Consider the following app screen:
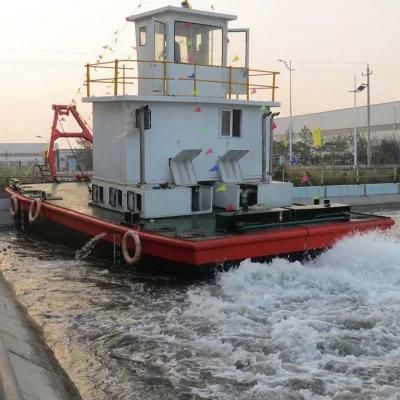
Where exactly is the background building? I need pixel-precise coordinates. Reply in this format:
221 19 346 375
0 143 49 165
275 100 400 143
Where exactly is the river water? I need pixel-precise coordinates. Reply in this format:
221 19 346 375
1 210 400 400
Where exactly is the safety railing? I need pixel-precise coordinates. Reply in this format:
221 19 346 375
85 59 279 101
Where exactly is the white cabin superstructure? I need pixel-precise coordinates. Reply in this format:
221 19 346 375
83 4 293 219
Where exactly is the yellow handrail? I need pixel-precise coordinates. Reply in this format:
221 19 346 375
84 59 279 101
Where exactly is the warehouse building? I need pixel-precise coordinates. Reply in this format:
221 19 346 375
275 100 400 143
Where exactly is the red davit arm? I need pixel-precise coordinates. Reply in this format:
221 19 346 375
47 104 93 181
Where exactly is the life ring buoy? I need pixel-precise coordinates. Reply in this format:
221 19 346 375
121 230 142 266
28 199 42 223
10 195 19 217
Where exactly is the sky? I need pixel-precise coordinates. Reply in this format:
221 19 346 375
1 0 400 142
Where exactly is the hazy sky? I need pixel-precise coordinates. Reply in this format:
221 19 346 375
1 0 400 142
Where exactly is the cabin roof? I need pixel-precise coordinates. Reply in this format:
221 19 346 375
126 5 237 23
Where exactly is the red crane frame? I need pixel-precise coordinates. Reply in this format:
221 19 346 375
48 104 93 181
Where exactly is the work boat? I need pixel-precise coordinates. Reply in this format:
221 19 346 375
6 5 394 268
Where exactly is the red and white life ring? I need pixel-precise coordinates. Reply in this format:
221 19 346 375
121 230 142 266
28 199 42 223
9 195 19 217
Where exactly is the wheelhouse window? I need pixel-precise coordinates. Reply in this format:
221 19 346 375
174 21 222 65
154 21 166 61
139 26 147 46
220 109 242 137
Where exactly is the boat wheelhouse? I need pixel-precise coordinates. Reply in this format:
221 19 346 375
84 5 291 219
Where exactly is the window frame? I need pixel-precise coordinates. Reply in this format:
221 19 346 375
219 109 242 138
139 26 147 46
173 20 223 66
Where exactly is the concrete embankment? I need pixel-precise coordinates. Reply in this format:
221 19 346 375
0 273 82 400
294 183 400 209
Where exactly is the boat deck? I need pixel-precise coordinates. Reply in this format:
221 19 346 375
19 182 226 240
18 182 381 241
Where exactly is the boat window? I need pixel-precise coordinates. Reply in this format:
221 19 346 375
154 21 166 61
232 110 242 137
174 21 222 66
139 26 147 46
221 110 231 136
220 109 242 137
127 191 135 211
109 187 116 206
92 184 98 202
98 186 104 203
117 190 123 207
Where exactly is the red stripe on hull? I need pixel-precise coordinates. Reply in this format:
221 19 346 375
6 188 394 266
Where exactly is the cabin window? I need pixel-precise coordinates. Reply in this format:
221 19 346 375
92 185 104 203
109 187 116 206
154 21 166 61
127 191 135 211
92 184 98 202
109 188 122 207
220 109 242 137
127 191 142 212
98 186 104 203
174 21 222 66
139 26 147 46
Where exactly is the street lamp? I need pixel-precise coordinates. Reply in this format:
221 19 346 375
348 76 367 168
278 59 295 162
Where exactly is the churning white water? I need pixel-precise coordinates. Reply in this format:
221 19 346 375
101 231 400 399
2 226 400 399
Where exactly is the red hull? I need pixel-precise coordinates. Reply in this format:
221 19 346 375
6 188 395 267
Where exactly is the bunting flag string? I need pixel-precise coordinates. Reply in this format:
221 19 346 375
232 55 240 63
209 165 219 172
216 184 227 192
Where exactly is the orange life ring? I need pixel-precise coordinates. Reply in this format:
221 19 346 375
28 199 42 223
121 230 142 266
9 195 19 217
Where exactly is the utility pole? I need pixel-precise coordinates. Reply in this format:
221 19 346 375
362 64 373 166
352 75 358 168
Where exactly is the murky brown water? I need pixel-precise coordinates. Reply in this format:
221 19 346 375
1 209 400 399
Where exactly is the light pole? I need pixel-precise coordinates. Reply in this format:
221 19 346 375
278 59 295 162
394 107 397 141
348 78 367 167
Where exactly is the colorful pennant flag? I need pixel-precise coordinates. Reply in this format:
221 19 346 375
301 175 310 184
209 164 219 172
113 30 119 35
312 128 323 148
260 105 268 112
102 45 108 49
232 55 240 63
211 5 214 9
216 184 227 192
272 122 277 130
206 148 213 155
194 106 201 112
193 89 199 97
251 88 257 94
188 72 196 79
227 38 230 44
225 204 236 212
